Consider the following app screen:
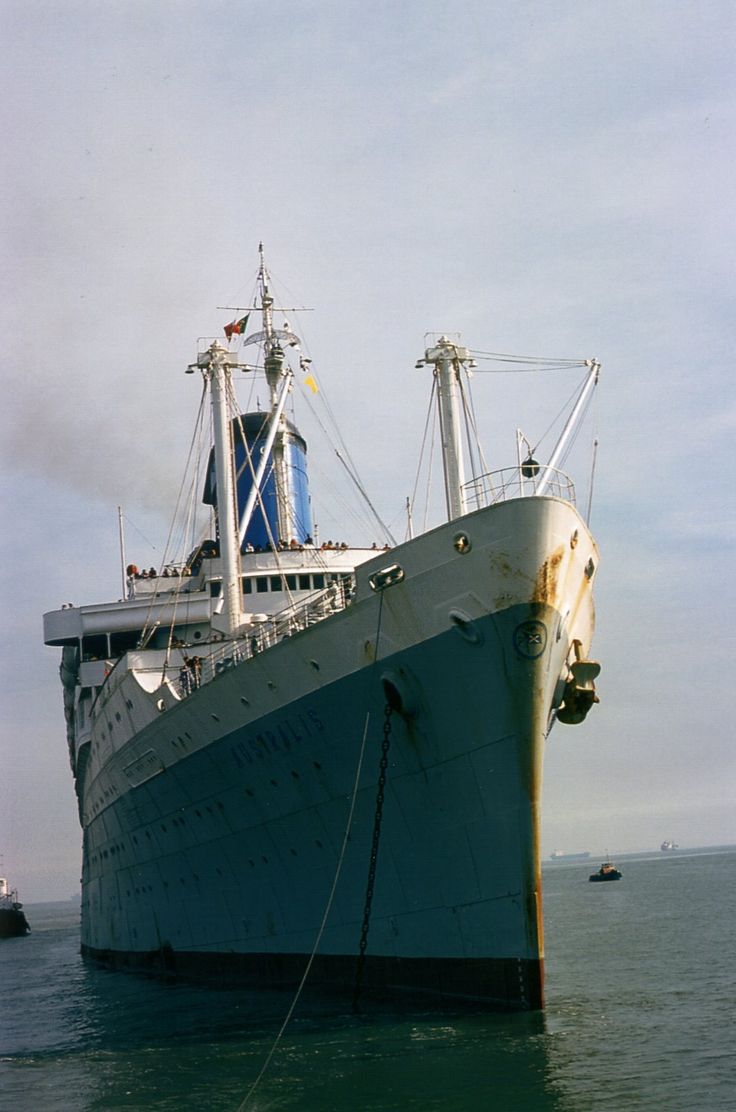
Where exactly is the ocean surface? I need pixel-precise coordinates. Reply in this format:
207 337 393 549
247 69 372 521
1 847 734 1111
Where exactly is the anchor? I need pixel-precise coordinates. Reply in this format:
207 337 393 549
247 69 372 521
557 639 600 725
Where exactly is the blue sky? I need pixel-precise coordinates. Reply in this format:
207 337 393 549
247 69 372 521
2 0 734 899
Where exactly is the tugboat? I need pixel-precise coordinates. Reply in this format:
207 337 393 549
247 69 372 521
0 876 31 938
589 861 622 882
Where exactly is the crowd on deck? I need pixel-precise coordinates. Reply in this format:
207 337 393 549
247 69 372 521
178 654 203 696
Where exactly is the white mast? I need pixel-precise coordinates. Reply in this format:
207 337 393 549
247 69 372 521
237 370 293 548
258 243 295 544
420 336 471 521
535 360 600 498
216 244 306 553
192 341 242 636
117 506 127 597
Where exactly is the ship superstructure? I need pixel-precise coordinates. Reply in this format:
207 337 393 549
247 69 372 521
43 249 601 1009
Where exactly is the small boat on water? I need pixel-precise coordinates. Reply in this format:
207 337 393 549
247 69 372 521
589 861 622 882
660 840 678 851
0 876 31 938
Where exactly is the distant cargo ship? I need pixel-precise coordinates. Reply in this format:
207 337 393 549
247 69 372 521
549 850 591 861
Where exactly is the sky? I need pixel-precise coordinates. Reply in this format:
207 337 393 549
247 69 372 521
1 0 734 900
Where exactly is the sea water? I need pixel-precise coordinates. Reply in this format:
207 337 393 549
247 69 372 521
1 848 733 1111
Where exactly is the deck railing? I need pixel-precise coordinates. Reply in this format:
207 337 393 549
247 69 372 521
462 466 576 511
173 575 356 699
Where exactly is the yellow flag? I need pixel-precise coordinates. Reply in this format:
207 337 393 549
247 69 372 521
303 375 318 394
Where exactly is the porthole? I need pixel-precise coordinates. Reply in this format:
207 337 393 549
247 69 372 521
453 532 471 554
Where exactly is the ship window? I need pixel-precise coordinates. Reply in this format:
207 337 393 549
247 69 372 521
242 577 252 594
82 633 108 661
313 574 325 589
270 576 282 592
299 574 311 590
209 580 222 598
110 629 142 655
286 575 297 590
256 578 269 594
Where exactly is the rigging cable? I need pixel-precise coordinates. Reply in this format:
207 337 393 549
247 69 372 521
468 349 590 370
527 370 592 458
235 711 375 1112
159 405 211 673
407 376 437 535
229 385 301 609
235 581 389 1108
586 438 599 527
422 390 438 535
553 380 597 473
334 450 397 547
138 383 208 652
297 381 395 545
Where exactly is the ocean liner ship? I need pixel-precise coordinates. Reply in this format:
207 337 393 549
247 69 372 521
43 248 601 1010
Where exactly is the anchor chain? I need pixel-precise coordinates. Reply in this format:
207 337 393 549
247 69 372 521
352 701 393 1011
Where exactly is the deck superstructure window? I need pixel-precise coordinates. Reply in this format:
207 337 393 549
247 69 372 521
110 629 143 655
242 578 252 594
256 578 269 594
82 634 108 661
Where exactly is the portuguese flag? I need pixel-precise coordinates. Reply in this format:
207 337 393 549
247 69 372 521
224 313 250 339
